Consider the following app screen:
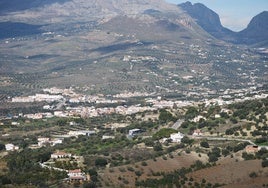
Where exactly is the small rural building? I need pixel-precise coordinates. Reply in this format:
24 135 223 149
68 169 87 181
170 132 184 143
191 115 206 123
192 129 203 137
68 130 95 137
129 129 142 136
51 151 72 159
102 135 115 140
5 143 19 151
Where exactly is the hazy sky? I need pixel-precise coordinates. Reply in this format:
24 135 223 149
165 0 268 31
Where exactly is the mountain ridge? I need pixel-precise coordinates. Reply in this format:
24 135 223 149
0 0 185 24
178 1 268 46
238 11 268 45
179 1 235 42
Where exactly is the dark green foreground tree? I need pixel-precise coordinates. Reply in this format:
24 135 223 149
5 148 67 186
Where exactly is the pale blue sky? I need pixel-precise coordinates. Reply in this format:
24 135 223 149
165 0 268 31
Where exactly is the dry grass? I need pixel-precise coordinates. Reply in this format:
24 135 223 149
188 159 268 187
100 151 205 187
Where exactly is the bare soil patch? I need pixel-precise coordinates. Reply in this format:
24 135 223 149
188 159 268 187
100 151 204 187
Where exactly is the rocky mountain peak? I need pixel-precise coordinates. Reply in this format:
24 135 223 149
238 11 268 45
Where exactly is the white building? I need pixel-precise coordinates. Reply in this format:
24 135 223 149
102 135 115 140
191 115 206 123
170 132 184 143
51 151 72 159
51 139 63 146
11 122 20 125
129 129 142 136
68 130 95 137
5 143 19 151
38 137 63 147
68 169 87 181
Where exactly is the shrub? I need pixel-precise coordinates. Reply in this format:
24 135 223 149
181 136 194 145
0 143 5 151
262 160 268 168
242 152 255 160
200 141 210 148
153 142 163 151
249 171 258 178
95 158 108 167
159 109 176 123
141 161 148 166
127 166 135 172
135 170 143 177
119 167 126 172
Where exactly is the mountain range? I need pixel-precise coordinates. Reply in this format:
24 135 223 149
0 0 267 45
0 0 267 95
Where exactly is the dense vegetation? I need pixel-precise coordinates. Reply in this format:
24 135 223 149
1 148 66 187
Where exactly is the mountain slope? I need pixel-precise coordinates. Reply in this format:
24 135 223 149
0 0 214 42
238 11 268 45
0 0 211 73
178 2 268 46
179 1 235 42
0 0 70 14
0 0 185 24
0 0 266 96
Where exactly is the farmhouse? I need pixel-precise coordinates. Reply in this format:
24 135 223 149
68 169 87 181
68 130 96 137
38 137 63 147
129 129 142 137
191 115 206 123
192 129 203 137
170 132 184 143
5 143 19 151
51 151 72 159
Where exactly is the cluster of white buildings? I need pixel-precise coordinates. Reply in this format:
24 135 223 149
114 91 151 98
69 95 125 104
28 137 63 149
79 105 156 118
24 112 53 119
9 87 267 123
203 93 268 107
41 150 88 182
12 94 63 103
68 130 96 137
43 87 75 95
122 55 157 62
37 137 63 147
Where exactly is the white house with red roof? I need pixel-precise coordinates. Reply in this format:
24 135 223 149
192 129 203 137
68 169 87 181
